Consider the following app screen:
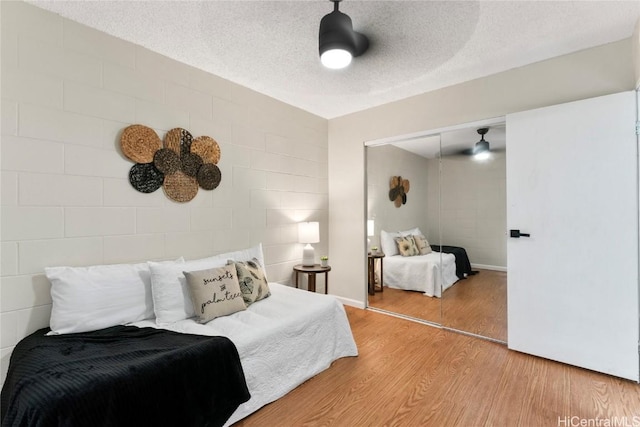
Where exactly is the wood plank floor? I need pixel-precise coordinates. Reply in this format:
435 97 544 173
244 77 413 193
237 306 640 427
369 269 507 341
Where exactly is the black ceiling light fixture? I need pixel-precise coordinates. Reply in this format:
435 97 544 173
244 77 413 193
473 128 491 160
319 0 369 69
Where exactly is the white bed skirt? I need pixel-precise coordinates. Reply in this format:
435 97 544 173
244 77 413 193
383 252 459 297
132 283 358 425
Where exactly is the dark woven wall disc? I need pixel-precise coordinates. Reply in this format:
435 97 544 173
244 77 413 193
181 152 203 177
154 148 180 175
197 163 222 190
129 163 164 193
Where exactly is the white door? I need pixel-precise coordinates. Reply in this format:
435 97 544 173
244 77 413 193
507 91 639 381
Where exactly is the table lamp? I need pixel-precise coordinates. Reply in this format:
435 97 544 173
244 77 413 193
298 221 320 266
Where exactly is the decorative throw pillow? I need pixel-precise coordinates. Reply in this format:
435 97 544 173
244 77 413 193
381 227 424 256
149 258 227 325
232 258 271 306
183 264 247 323
149 244 267 325
395 235 419 257
413 234 432 255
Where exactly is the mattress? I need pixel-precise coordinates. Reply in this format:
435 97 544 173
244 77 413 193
383 251 458 297
132 282 358 425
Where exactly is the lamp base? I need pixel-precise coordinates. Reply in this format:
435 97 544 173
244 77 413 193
302 244 315 266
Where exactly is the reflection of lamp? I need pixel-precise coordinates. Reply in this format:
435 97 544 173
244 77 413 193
367 219 374 237
298 222 320 266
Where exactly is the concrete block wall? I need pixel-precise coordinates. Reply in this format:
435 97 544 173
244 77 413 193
0 1 328 382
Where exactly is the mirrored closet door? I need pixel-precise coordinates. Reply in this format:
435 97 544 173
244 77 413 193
365 119 507 343
438 126 507 342
366 135 442 325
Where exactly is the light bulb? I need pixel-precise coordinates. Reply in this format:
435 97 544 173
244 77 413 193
321 49 352 69
474 151 491 161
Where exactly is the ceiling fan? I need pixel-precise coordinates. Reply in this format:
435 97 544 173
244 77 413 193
319 0 369 69
454 127 493 159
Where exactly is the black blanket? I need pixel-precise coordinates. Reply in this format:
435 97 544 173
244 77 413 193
431 245 475 279
1 326 250 427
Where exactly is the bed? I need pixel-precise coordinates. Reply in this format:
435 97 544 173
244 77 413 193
383 251 459 297
0 245 358 427
379 228 460 297
133 283 357 426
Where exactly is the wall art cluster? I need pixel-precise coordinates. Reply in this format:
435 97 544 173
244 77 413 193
389 175 410 207
121 125 222 203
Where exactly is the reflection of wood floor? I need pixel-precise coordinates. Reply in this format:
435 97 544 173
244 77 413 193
442 269 507 342
368 287 441 323
368 269 507 342
240 306 640 426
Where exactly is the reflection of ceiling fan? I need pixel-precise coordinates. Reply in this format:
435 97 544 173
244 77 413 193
456 127 492 159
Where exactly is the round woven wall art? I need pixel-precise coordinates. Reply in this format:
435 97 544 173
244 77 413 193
191 136 221 164
181 152 204 177
129 163 164 193
164 171 198 203
121 125 162 163
197 163 222 190
120 124 223 203
153 148 180 175
389 175 410 208
165 128 193 156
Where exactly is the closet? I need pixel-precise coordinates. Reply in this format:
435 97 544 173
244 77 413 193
366 90 639 381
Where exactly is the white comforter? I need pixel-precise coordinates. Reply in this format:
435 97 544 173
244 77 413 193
132 283 358 425
383 251 459 297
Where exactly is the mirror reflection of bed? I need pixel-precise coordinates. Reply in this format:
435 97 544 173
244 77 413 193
366 121 507 343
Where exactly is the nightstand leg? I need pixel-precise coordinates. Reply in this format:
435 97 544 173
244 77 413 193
325 272 328 294
368 258 374 295
308 274 316 292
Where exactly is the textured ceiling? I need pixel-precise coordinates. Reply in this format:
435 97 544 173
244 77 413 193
28 1 640 119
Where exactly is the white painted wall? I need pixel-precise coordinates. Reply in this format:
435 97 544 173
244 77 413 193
634 18 640 88
0 1 328 382
328 39 636 303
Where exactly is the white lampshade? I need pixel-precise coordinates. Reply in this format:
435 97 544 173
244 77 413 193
298 222 320 244
299 222 320 267
367 219 375 237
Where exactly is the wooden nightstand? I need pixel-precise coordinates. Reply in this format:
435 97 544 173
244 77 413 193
293 264 331 294
368 252 385 295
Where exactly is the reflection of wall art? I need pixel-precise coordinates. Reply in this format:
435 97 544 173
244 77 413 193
121 125 221 203
389 175 410 207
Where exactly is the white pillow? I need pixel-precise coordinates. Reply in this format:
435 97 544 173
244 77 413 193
149 244 266 325
46 258 183 335
380 230 400 256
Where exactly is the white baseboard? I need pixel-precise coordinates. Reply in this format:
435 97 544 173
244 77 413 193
471 263 507 272
335 296 366 309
